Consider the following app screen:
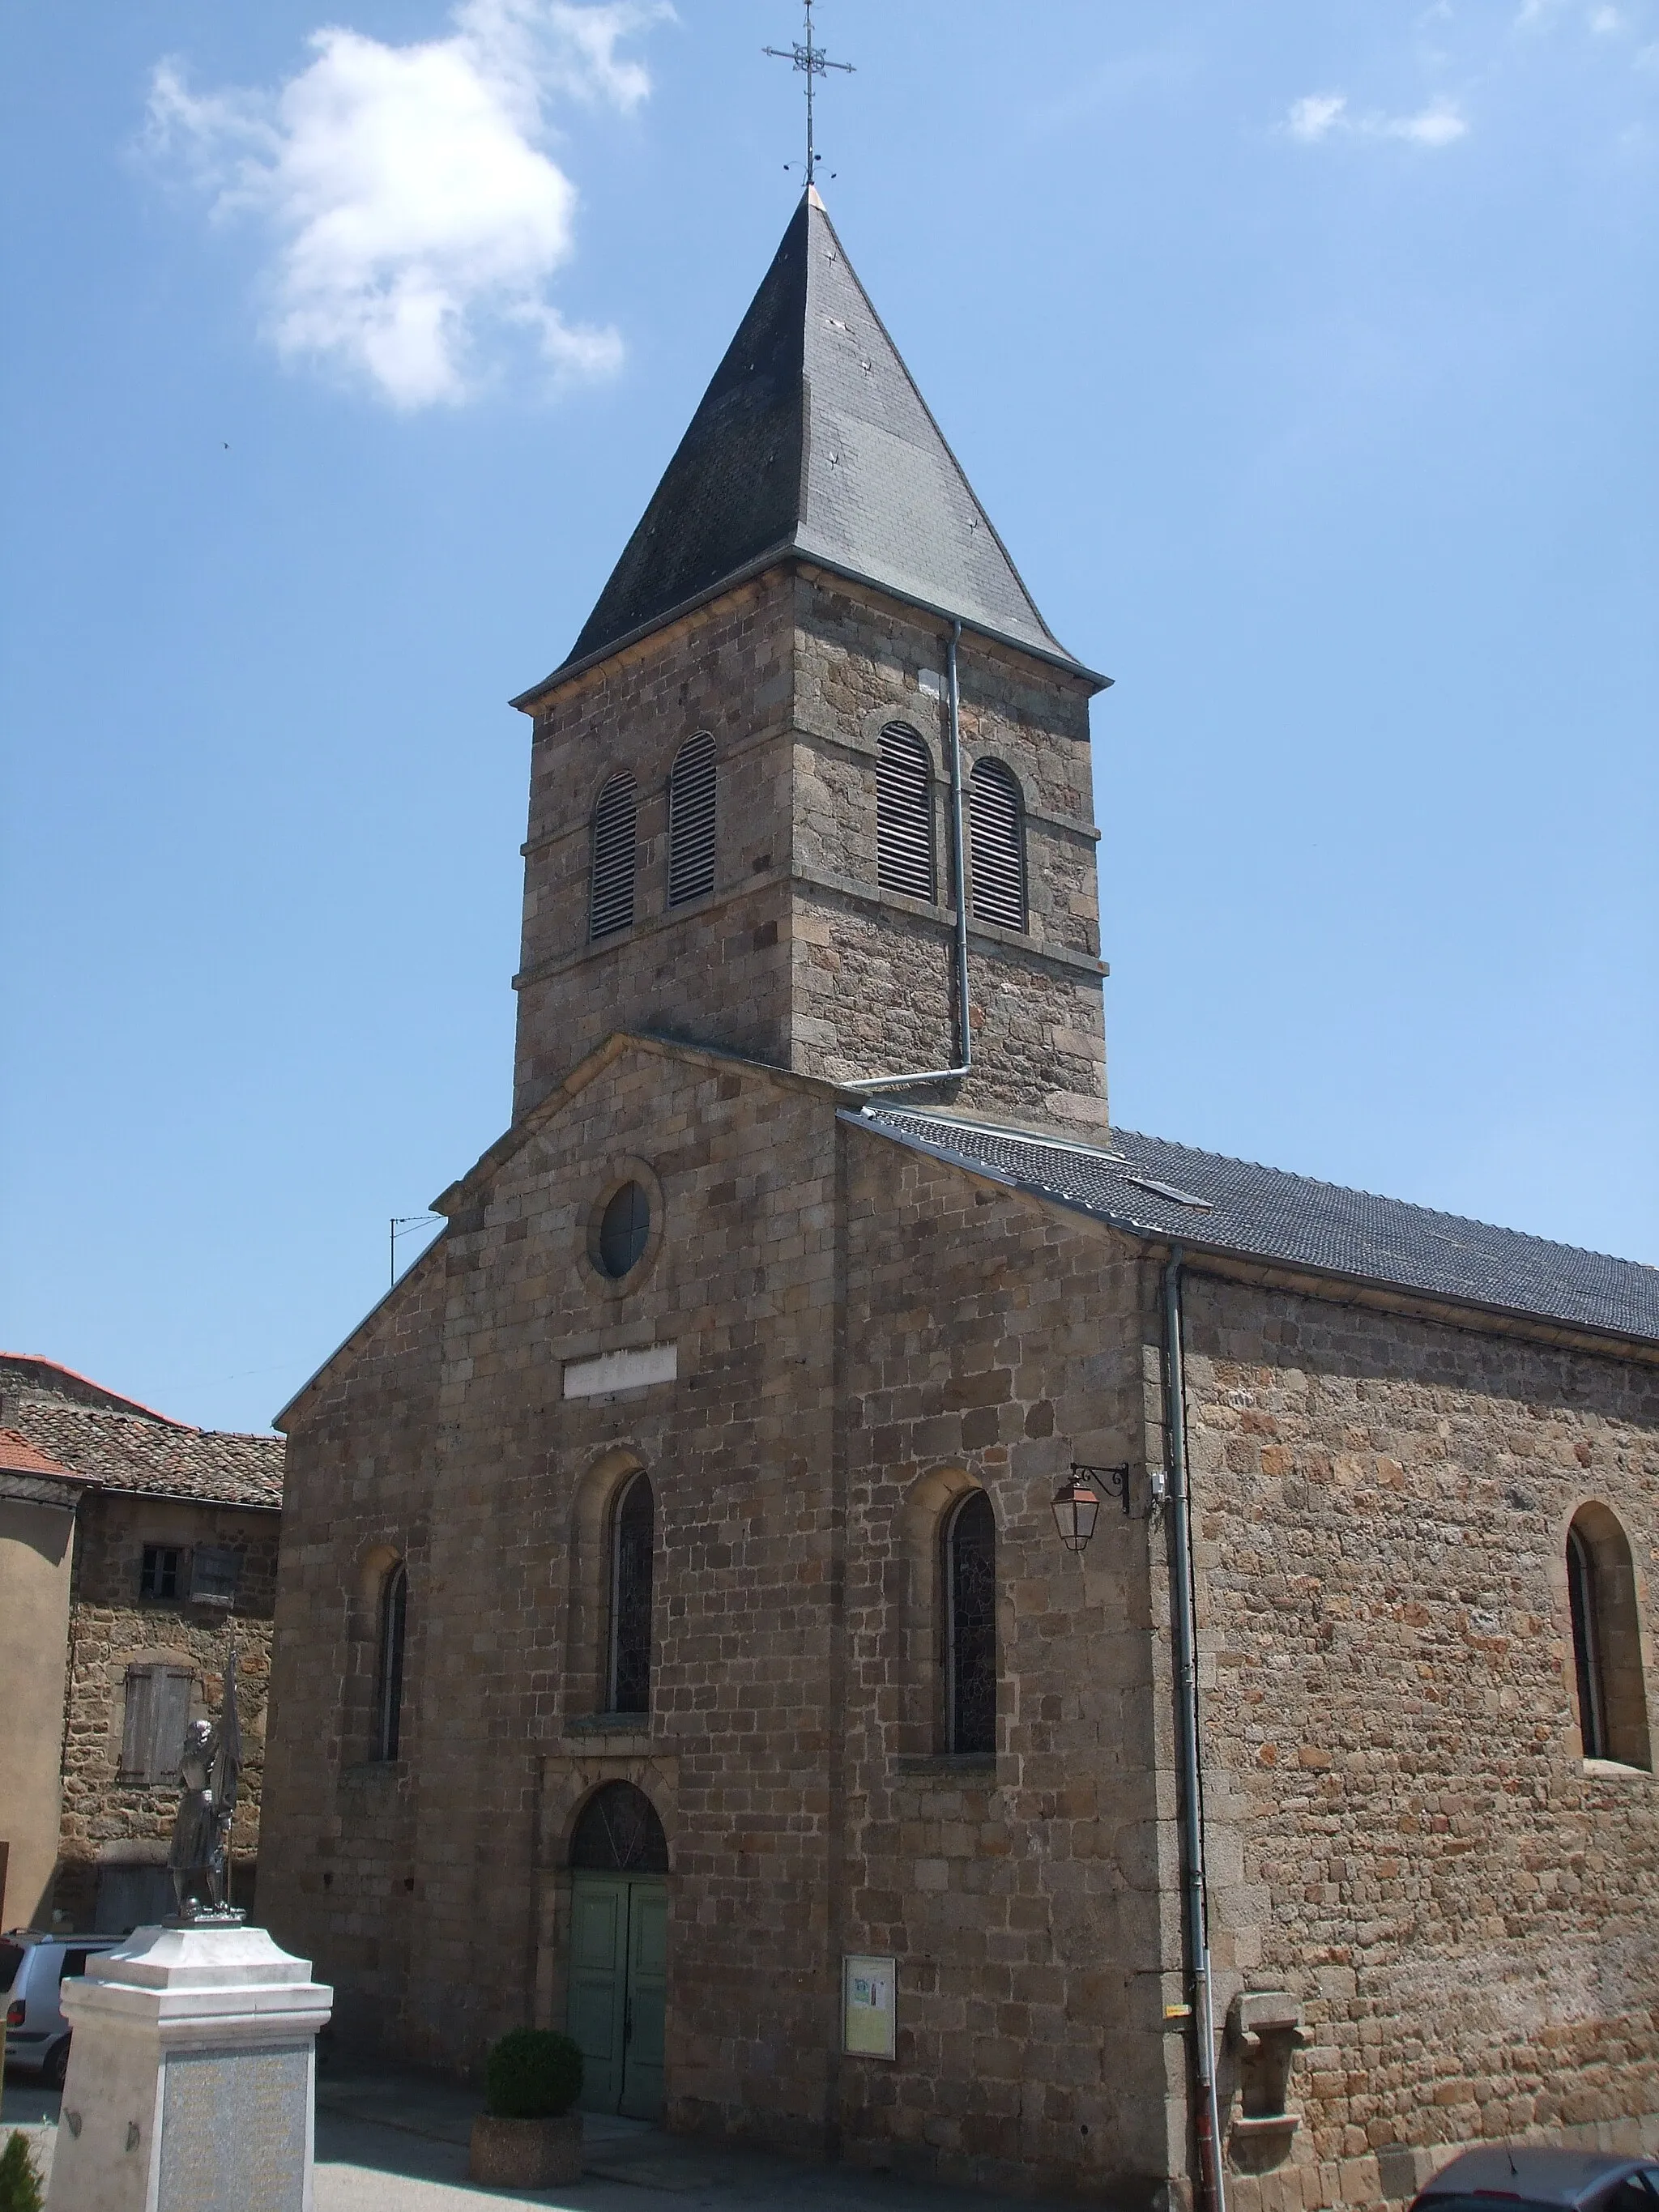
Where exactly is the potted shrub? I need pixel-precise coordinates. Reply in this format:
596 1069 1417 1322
469 2029 585 2189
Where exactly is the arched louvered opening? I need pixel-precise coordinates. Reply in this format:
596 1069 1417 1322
375 1562 407 1761
876 723 936 903
1567 1505 1651 1768
945 1490 996 1756
590 771 638 940
608 1471 655 1715
969 757 1026 931
667 732 716 906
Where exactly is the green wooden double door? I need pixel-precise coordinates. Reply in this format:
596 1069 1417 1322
567 1872 667 2120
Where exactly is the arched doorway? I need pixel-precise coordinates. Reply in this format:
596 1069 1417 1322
566 1783 668 2120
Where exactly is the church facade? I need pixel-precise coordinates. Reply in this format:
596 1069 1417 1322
259 194 1657 2212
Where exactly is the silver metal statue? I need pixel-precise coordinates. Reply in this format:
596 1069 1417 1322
167 1634 245 1921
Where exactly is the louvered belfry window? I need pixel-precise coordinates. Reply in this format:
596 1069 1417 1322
970 757 1026 931
876 724 936 903
667 732 716 906
590 771 638 940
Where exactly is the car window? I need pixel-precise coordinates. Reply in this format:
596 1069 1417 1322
1414 2196 1565 2212
1599 2185 1658 2212
0 1942 23 1995
59 1950 90 1981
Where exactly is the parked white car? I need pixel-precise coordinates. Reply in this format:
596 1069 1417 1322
2 1931 125 2087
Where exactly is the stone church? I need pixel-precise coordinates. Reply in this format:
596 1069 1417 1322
260 192 1657 2212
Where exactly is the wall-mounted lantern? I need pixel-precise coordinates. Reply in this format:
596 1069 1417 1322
1051 1464 1129 1553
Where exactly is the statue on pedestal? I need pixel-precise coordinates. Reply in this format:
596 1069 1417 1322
167 1634 245 1922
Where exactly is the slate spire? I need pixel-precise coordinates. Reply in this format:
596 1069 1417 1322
550 190 1087 682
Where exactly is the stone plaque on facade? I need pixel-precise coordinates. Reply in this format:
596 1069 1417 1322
842 1954 896 2059
157 2046 310 2212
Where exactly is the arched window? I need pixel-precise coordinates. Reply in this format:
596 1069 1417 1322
969 758 1026 931
590 771 638 940
608 1473 654 1715
876 724 936 903
570 1782 669 1873
945 1490 996 1756
1567 1506 1651 1769
667 733 716 907
375 1562 407 1761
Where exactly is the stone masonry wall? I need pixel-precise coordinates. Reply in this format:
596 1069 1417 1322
510 565 1108 1136
789 572 1108 1128
1175 1268 1659 2212
54 1494 278 1925
512 571 800 1119
831 1127 1179 2198
258 1238 448 2048
261 1043 1179 2202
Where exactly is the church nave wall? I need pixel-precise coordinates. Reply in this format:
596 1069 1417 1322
1176 1271 1659 2212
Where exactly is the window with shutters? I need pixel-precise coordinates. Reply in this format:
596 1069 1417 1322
876 724 936 903
118 1664 194 1784
969 757 1026 931
376 1562 408 1761
139 1545 185 1601
608 1472 655 1715
590 771 638 940
667 732 716 906
944 1491 996 1756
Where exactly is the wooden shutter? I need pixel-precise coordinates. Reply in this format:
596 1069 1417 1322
590 773 638 940
876 725 935 902
969 758 1026 931
667 733 716 907
151 1670 194 1783
120 1669 156 1777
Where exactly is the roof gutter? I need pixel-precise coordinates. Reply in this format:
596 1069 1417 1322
843 618 973 1093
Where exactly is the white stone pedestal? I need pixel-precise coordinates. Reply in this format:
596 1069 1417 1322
45 1921 332 2212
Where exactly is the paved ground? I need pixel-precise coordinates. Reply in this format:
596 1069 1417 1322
3 2061 1054 2212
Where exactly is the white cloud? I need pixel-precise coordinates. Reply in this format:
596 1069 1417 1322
1288 92 1349 142
147 1 667 408
1285 90 1469 147
1381 99 1469 143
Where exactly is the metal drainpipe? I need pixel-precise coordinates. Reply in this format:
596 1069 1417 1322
844 617 971 1090
1164 1248 1228 2212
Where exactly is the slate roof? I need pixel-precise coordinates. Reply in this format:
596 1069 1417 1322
0 1356 284 1510
853 1109 1659 1345
527 190 1094 693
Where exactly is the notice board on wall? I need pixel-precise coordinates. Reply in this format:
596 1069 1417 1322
842 1954 897 2059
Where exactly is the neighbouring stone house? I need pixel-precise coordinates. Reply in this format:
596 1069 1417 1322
0 1354 283 1933
258 190 1657 2212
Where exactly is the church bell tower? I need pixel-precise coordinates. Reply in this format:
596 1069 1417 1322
510 190 1110 1134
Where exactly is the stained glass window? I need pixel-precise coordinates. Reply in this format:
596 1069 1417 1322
946 1490 996 1756
609 1473 655 1715
377 1562 407 1760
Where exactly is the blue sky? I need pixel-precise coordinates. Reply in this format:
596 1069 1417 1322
2 2 1654 1433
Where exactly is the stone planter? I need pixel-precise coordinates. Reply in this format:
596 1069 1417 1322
469 2111 583 2189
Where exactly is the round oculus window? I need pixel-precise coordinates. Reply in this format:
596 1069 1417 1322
597 1180 650 1278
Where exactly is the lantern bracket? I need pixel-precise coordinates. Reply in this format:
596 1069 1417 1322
1071 1462 1132 1515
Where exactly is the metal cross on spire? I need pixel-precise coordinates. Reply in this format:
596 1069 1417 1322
763 0 854 189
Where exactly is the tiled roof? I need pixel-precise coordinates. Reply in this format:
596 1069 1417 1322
523 191 1095 693
0 1427 83 1480
852 1109 1659 1346
0 1357 284 1509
